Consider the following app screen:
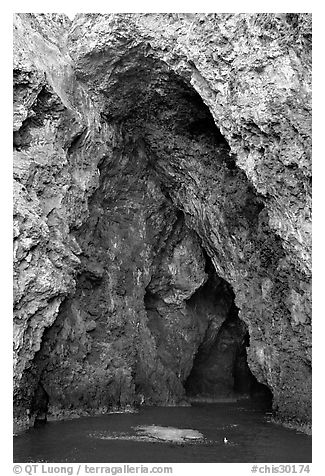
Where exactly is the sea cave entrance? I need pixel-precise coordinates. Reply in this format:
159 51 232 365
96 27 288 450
17 47 273 422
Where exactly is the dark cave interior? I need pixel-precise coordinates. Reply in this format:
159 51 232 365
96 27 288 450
183 263 273 408
144 251 273 410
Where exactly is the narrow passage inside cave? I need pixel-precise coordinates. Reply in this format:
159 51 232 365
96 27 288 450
184 268 273 408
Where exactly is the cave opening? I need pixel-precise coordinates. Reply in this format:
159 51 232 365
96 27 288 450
15 48 274 424
142 239 273 410
184 261 273 409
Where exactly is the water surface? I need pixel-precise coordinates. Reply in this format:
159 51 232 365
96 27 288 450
14 401 311 463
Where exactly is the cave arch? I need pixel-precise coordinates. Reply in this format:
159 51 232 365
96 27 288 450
17 41 275 421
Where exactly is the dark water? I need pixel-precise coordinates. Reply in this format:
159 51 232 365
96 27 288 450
14 402 311 463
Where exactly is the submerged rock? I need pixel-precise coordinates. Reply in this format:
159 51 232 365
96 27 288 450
89 425 205 444
134 425 204 443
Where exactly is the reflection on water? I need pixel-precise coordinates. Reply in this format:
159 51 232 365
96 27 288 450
14 401 312 463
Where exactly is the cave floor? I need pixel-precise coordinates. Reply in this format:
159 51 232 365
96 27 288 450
13 402 311 463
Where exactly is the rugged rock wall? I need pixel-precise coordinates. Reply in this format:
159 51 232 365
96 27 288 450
13 13 312 429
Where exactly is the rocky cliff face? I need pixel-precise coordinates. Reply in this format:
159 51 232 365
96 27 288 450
13 13 312 430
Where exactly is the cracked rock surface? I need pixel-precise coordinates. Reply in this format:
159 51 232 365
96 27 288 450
13 13 311 429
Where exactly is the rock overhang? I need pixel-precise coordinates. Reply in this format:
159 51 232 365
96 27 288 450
13 13 312 430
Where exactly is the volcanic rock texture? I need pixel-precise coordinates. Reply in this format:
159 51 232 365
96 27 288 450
13 13 312 429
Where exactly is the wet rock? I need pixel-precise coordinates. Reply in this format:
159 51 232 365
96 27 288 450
85 320 97 332
134 425 204 443
90 425 205 444
30 382 49 426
